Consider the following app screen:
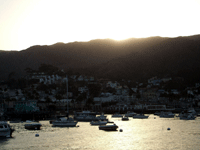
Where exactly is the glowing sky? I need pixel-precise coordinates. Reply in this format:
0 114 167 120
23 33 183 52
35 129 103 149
1 0 200 51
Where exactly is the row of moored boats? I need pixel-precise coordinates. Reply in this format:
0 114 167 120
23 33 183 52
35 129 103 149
1 109 199 137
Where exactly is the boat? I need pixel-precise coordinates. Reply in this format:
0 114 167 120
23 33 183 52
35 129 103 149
187 108 197 116
179 115 196 120
0 121 15 137
159 111 175 118
124 112 136 117
178 112 196 120
52 76 78 127
111 113 123 118
90 120 107 125
52 117 78 127
132 114 149 119
154 111 160 116
74 111 98 121
50 115 66 124
9 120 22 123
24 121 42 130
122 116 129 121
99 123 118 131
96 113 107 121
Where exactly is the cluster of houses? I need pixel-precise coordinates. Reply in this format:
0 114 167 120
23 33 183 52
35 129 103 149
1 72 200 118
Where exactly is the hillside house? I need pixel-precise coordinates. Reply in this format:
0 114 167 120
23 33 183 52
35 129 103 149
77 75 84 81
143 88 158 100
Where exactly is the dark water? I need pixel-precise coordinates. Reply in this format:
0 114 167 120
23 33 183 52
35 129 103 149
1 115 200 150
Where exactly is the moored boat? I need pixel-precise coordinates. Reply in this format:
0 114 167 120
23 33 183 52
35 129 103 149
132 114 149 119
96 113 107 121
52 117 78 127
178 112 196 120
122 116 129 121
111 113 123 118
0 121 15 137
24 121 42 130
90 120 107 125
74 111 98 121
99 123 118 131
154 111 160 116
125 112 136 117
159 111 175 118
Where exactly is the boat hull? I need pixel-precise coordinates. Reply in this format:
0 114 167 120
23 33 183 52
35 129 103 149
90 121 107 125
52 122 78 127
25 124 42 130
133 116 149 119
75 117 98 122
99 124 118 131
122 117 129 121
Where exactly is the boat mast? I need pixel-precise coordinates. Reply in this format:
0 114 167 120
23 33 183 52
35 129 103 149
66 75 69 117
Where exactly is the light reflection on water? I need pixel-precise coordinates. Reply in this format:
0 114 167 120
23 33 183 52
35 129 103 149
0 115 200 150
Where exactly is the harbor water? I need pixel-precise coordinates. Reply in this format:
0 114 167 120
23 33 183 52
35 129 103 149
1 115 200 150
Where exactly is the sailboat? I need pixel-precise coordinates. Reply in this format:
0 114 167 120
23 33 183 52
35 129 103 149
133 91 149 119
52 76 78 127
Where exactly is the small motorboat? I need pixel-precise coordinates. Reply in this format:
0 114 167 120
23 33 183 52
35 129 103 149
122 116 129 121
24 121 42 130
99 124 118 131
111 113 123 118
132 114 149 119
90 120 107 125
107 120 114 123
52 117 78 127
96 114 107 121
125 112 136 117
0 121 15 137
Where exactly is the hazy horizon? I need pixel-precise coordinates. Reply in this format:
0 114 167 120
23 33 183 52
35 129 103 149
1 0 200 51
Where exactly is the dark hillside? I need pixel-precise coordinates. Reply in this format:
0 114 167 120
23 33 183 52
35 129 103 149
0 35 200 84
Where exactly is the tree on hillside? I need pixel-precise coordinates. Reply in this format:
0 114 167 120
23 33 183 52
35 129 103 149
45 96 52 110
88 84 101 97
76 92 87 102
5 97 11 111
25 68 35 74
38 64 59 75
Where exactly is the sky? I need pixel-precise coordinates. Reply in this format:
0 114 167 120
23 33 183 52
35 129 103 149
1 0 200 51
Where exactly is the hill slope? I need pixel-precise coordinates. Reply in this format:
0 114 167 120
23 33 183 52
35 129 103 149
0 35 200 84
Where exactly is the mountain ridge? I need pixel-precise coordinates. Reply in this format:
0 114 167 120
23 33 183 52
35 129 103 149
0 35 200 84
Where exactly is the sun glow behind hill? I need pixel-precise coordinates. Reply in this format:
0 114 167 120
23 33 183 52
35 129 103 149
0 0 200 50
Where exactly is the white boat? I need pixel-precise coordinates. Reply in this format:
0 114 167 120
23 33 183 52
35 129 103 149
0 121 15 137
75 115 97 121
132 114 149 119
111 113 123 118
90 120 107 125
159 111 175 118
99 123 118 131
96 114 107 120
24 121 42 130
180 115 196 120
178 112 196 120
74 111 98 121
52 117 78 127
125 112 136 117
187 108 196 115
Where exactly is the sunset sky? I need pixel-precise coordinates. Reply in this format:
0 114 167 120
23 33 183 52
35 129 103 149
1 0 200 51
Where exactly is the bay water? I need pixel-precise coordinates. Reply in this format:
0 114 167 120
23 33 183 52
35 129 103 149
1 115 200 150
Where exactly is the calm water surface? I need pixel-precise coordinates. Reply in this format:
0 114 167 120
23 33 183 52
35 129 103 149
1 115 200 150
